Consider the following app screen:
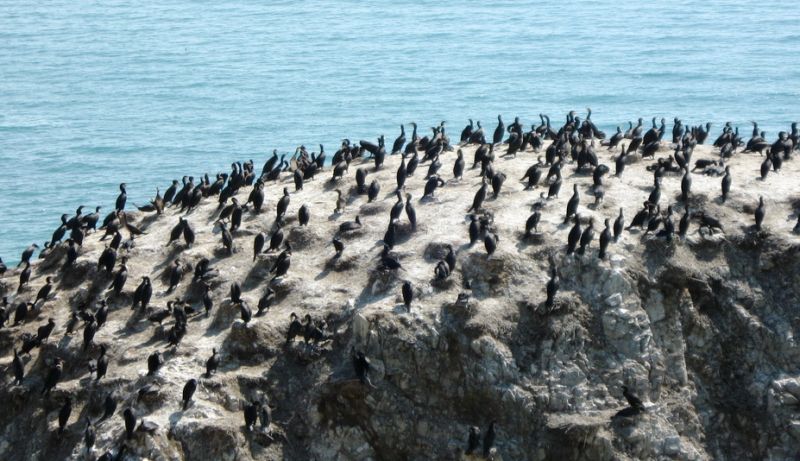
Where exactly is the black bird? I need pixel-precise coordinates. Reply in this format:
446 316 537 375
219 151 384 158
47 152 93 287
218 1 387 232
521 161 543 189
644 206 662 235
367 180 381 202
198 283 214 317
647 179 661 206
13 301 29 326
613 208 624 242
332 238 344 258
493 115 504 145
286 313 303 344
405 194 417 230
19 243 40 266
391 124 406 154
131 276 153 309
339 215 362 232
466 426 481 455
380 245 402 270
147 306 171 325
84 417 96 453
168 260 184 292
525 211 541 237
483 421 497 458
680 168 692 202
58 396 72 435
444 245 456 271
401 281 413 311
577 218 595 255
182 378 197 410
721 166 732 202
298 204 310 226
218 222 234 255
167 218 186 246
461 119 474 143
123 408 136 439
147 351 162 376
276 187 290 220
244 401 259 432
101 394 117 421
64 240 79 268
760 152 772 180
754 196 765 231
42 358 63 396
468 215 480 245
396 157 407 190
566 216 582 255
356 167 368 194
383 221 397 249
83 319 97 351
259 400 272 431
36 317 56 343
270 244 292 280
293 169 304 191
20 332 41 354
257 288 275 316
240 302 252 325
94 344 109 381
599 219 612 259
303 314 327 347
352 348 374 387
434 260 450 280
627 202 652 230
183 221 195 246
659 206 675 241
565 184 579 223
206 348 218 377
484 233 499 256
98 245 116 273
267 226 284 252
115 183 127 211
50 214 70 247
64 311 79 336
491 172 506 198
423 175 445 197
622 385 646 413
468 180 488 212
390 191 404 221
453 150 465 179
547 173 562 199
12 349 24 385
33 277 53 304
253 232 266 260
18 262 31 292
109 263 128 295
545 267 559 309
228 281 242 304
679 208 691 239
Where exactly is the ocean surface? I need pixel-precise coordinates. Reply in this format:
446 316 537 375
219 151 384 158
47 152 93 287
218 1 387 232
1 0 799 264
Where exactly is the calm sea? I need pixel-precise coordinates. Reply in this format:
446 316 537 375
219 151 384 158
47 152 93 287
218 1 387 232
1 0 799 263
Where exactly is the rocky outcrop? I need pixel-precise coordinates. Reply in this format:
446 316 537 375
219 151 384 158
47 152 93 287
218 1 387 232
1 141 799 460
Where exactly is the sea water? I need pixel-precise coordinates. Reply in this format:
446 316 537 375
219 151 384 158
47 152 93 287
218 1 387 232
1 0 799 263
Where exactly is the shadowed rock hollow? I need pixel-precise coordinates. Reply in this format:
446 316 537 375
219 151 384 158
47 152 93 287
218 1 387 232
2 125 800 460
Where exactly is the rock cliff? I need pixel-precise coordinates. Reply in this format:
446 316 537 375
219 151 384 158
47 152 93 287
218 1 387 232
1 134 800 460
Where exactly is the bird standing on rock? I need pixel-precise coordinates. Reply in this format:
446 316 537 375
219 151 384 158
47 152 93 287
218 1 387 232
182 378 197 410
402 281 413 311
352 348 376 388
566 216 582 255
755 196 765 231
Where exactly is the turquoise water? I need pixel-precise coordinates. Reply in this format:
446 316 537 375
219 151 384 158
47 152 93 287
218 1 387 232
1 0 799 263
